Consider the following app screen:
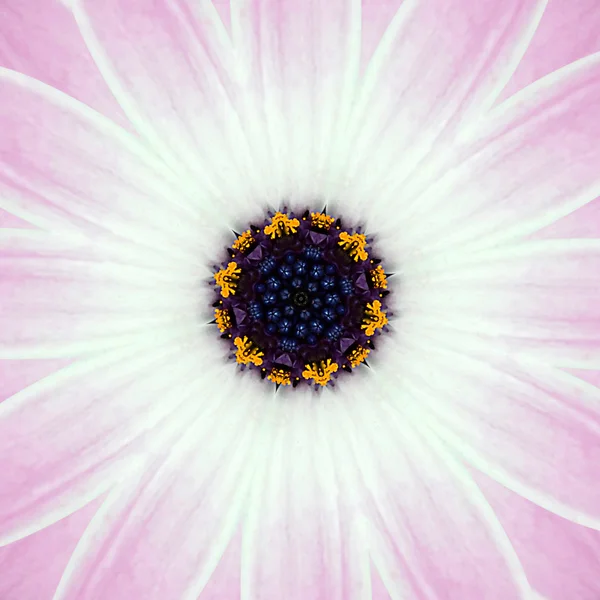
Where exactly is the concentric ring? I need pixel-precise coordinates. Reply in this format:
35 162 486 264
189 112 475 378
211 209 391 388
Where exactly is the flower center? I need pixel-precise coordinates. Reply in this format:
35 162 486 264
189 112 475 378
211 209 390 388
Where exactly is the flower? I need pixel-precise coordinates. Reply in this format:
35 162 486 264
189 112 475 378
1 1 600 599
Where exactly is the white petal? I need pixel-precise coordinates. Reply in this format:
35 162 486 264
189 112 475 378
342 0 546 217
390 52 600 257
55 383 267 600
230 0 362 200
0 341 217 545
400 346 600 530
73 0 258 208
0 230 201 358
327 398 531 599
0 67 218 250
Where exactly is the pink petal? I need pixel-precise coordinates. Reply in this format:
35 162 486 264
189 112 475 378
394 53 600 256
211 0 231 32
402 347 600 529
0 358 71 403
359 0 403 70
341 0 546 205
230 0 362 198
0 341 213 545
0 230 200 358
530 197 600 240
474 472 600 600
408 241 600 368
510 0 600 244
369 567 394 600
74 0 256 200
0 68 210 248
567 369 600 389
240 400 368 600
502 0 600 100
0 0 128 127
198 532 243 600
0 209 34 228
327 400 530 599
0 498 103 600
54 386 264 600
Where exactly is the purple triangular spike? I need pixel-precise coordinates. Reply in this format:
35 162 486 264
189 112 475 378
233 306 247 326
308 230 328 245
355 272 369 293
339 337 355 353
247 245 263 262
274 352 293 367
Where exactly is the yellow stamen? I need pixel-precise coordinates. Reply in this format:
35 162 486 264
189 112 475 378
361 300 388 336
338 231 368 262
264 212 300 239
347 345 370 368
214 308 232 333
232 230 255 253
268 367 292 385
369 265 388 289
302 359 339 386
214 262 241 298
310 212 334 230
234 336 264 366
